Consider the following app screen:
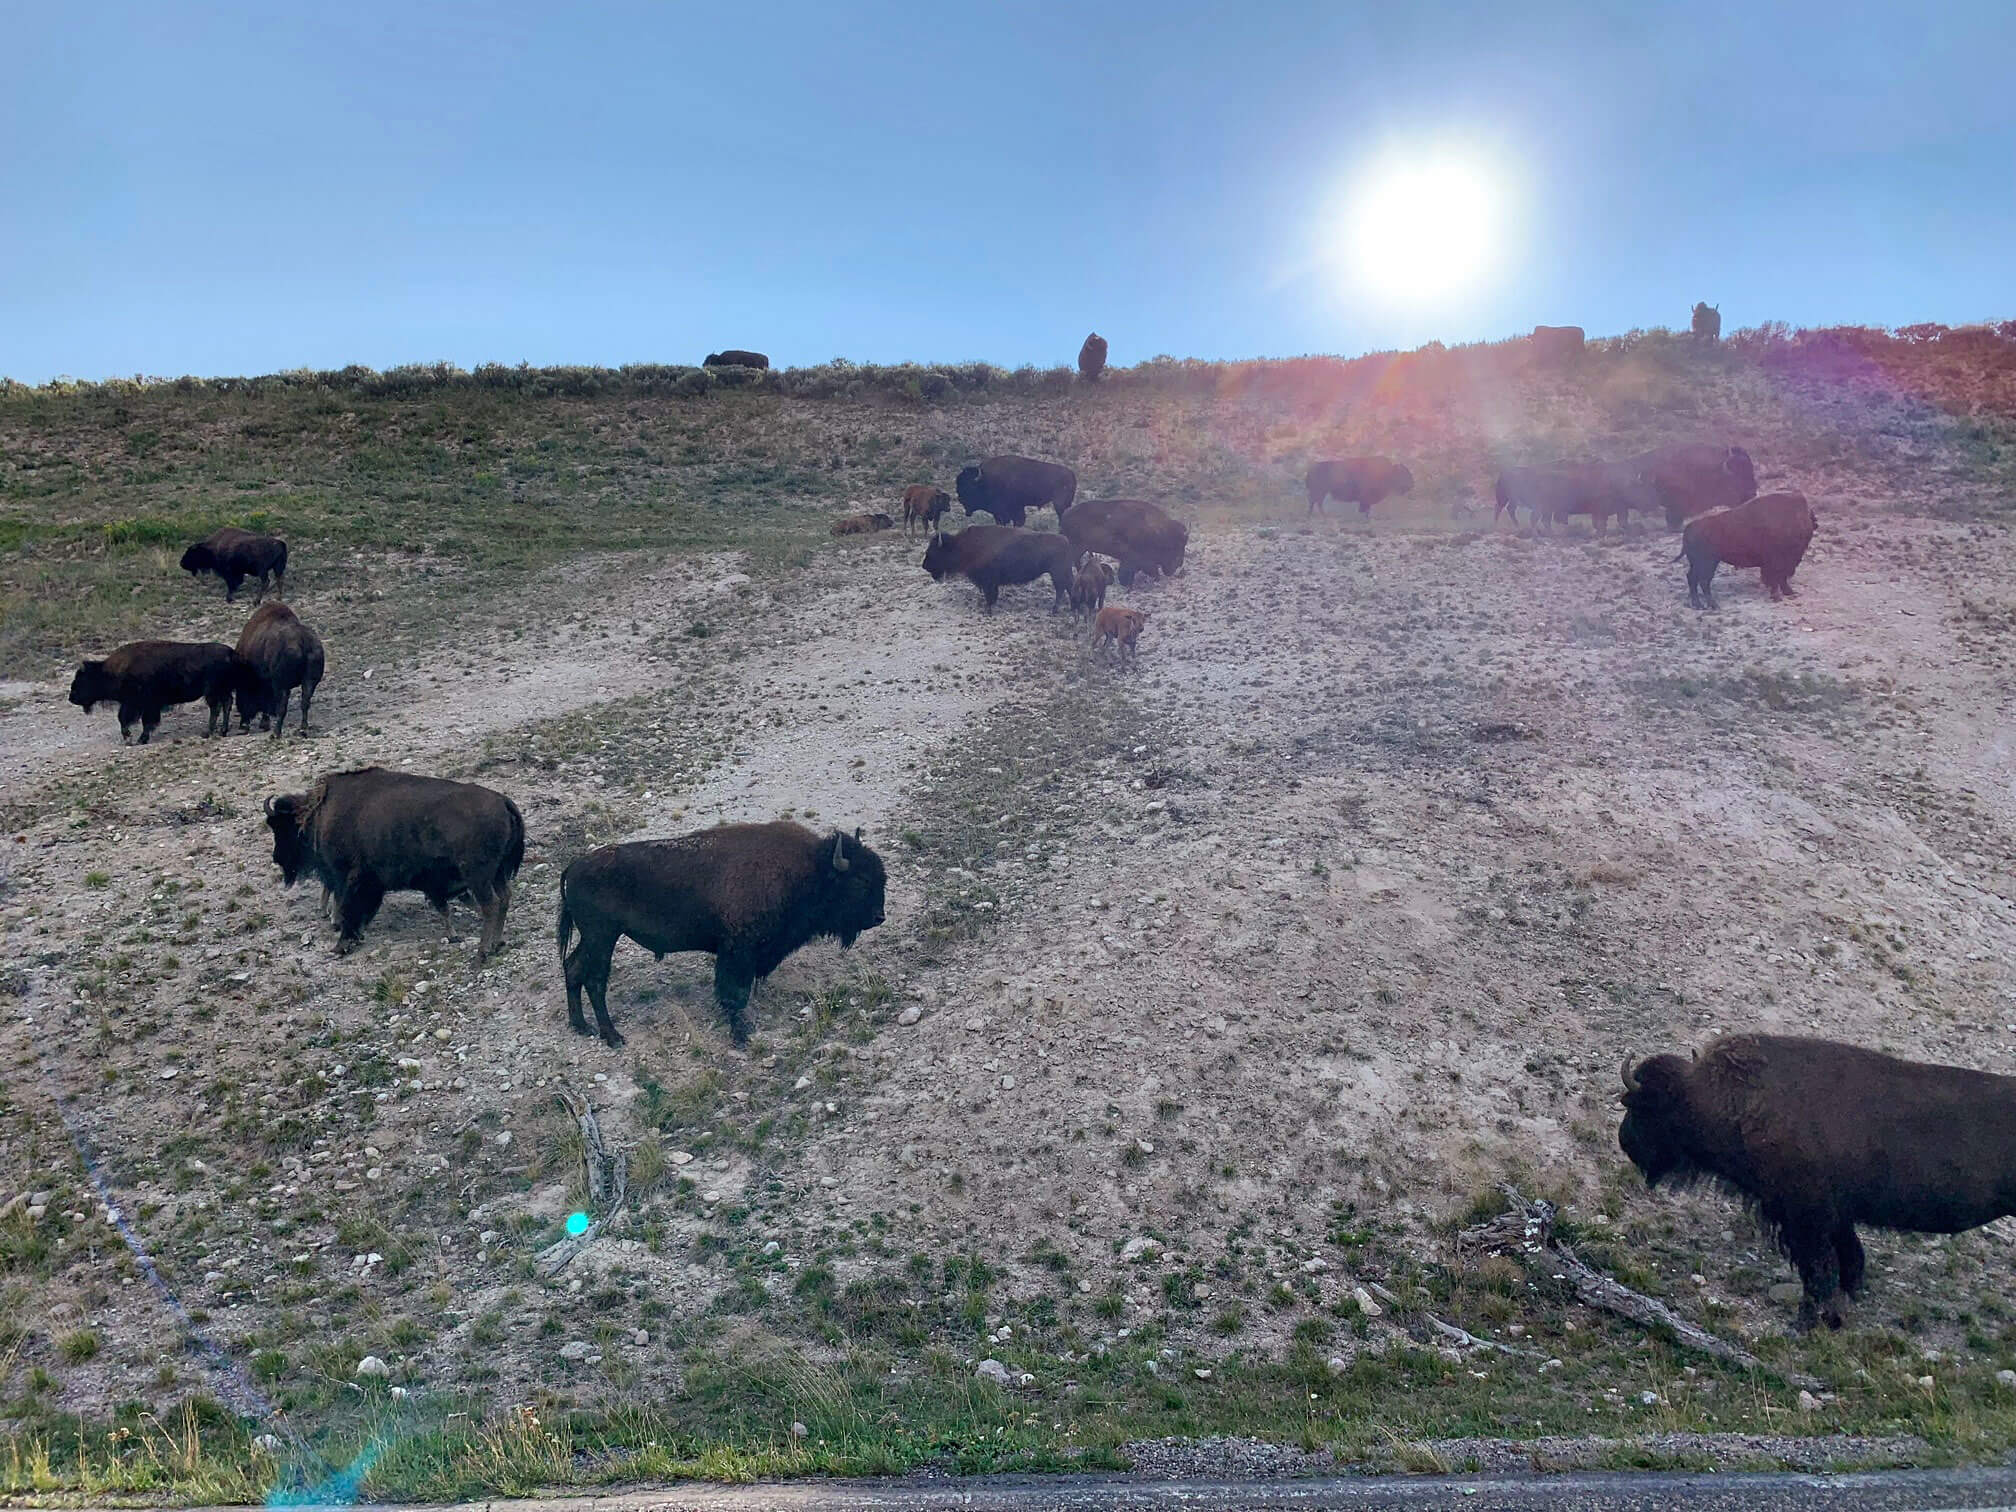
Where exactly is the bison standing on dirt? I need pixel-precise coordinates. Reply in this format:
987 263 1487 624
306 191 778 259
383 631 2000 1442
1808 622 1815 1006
557 822 886 1047
900 485 952 536
954 455 1077 528
1078 333 1108 382
1679 491 1816 609
1530 325 1585 364
1495 463 1656 534
68 641 247 744
1305 457 1415 518
180 528 288 604
1692 302 1721 341
235 601 326 737
1632 442 1758 529
264 768 524 960
922 525 1074 612
1091 606 1148 664
1620 1034 2016 1329
1070 554 1115 617
1059 497 1188 586
703 350 768 369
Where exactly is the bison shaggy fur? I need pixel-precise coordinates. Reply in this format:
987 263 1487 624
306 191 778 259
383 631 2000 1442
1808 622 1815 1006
901 485 952 536
557 822 886 1047
831 512 895 536
921 525 1074 612
1091 605 1148 663
1070 553 1116 617
1680 491 1816 609
1620 1034 2016 1328
954 455 1077 528
1305 457 1415 518
703 349 769 369
1078 332 1108 382
180 527 288 604
1632 442 1758 529
1059 497 1187 586
235 601 326 737
68 640 247 744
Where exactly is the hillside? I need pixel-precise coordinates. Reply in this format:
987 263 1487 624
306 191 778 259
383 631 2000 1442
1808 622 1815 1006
6 324 2016 1497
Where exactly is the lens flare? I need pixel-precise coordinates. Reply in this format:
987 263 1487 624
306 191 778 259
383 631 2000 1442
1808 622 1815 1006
1343 147 1507 304
566 1210 590 1237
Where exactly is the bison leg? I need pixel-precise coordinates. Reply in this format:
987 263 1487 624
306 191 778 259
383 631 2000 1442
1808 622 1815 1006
251 572 267 607
296 680 313 733
1834 1223 1866 1298
335 875 385 954
980 582 999 612
713 959 755 1046
1307 485 1325 516
473 880 510 960
270 687 292 739
562 927 623 1045
1784 1223 1845 1331
222 571 242 602
138 706 163 745
117 701 140 743
205 694 228 736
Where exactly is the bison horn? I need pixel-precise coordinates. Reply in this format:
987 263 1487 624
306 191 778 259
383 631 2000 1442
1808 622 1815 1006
264 796 277 816
1620 1054 1641 1093
831 833 850 872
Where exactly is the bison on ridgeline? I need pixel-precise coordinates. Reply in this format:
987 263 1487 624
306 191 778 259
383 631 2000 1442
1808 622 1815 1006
1631 442 1758 529
69 641 248 744
1091 605 1148 664
1680 491 1816 609
1494 463 1656 534
1059 497 1187 586
234 601 325 738
1620 1034 2016 1329
557 822 886 1047
703 350 769 369
831 512 895 536
1531 325 1585 364
1070 553 1116 617
180 528 288 604
1692 302 1721 341
1305 457 1414 518
954 455 1077 527
1078 332 1108 382
900 485 952 536
922 525 1074 612
264 767 524 960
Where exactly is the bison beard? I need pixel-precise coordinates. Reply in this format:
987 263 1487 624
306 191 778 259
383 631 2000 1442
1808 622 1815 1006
556 823 887 1047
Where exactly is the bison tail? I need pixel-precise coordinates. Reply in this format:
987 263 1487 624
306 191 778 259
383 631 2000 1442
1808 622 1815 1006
555 872 576 962
501 797 527 883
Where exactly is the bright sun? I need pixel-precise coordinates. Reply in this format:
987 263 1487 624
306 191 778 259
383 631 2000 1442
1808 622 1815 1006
1345 150 1504 304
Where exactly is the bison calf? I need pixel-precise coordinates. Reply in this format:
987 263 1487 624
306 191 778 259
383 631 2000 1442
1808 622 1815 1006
1621 1034 2016 1329
831 512 895 536
1092 605 1148 663
235 601 326 738
69 640 247 744
557 822 886 1047
1680 491 1815 609
1070 553 1116 617
180 527 288 604
901 485 952 536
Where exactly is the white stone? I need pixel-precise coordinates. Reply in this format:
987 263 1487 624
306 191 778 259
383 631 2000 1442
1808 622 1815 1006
670 1151 693 1165
791 1421 809 1439
1797 1390 1821 1413
1352 1286 1383 1318
354 1356 391 1379
976 1359 1013 1386
897 1006 921 1026
559 1341 594 1361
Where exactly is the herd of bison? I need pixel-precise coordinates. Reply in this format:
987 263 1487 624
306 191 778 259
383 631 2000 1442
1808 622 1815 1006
53 435 2005 1338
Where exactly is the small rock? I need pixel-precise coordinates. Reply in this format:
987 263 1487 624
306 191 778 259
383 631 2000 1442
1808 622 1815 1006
703 1191 722 1205
160 1068 179 1081
1797 1390 1820 1413
1996 1370 2016 1389
253 1434 282 1452
897 1006 921 1026
434 1028 451 1041
1767 1281 1804 1304
1301 1258 1329 1275
354 1356 390 1379
1194 1368 1212 1380
633 1329 649 1346
670 1151 693 1166
1328 1356 1348 1374
762 1241 780 1256
791 1421 809 1439
1119 1236 1161 1263
976 1359 1013 1386
1352 1286 1383 1318
495 1131 512 1148
559 1341 594 1361
1640 1390 1659 1406
1917 1375 1935 1391
390 1385 409 1400
794 1077 812 1091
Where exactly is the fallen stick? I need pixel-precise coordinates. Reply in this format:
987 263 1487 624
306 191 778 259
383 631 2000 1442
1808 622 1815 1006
536 1087 629 1276
1364 1280 1548 1361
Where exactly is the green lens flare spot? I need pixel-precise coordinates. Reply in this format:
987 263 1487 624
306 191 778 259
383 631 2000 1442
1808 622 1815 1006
565 1211 589 1237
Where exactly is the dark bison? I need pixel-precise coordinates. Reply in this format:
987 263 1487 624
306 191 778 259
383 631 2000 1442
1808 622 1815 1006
1680 491 1816 609
1692 302 1721 340
1070 553 1115 617
1059 497 1187 586
831 512 895 536
1078 332 1108 382
1531 325 1585 364
557 822 886 1047
1091 605 1148 664
1306 457 1415 518
1494 463 1656 534
180 528 287 604
234 601 326 738
1631 442 1757 529
264 767 524 960
901 485 952 536
954 455 1077 527
922 525 1074 611
703 350 768 369
69 640 247 744
1620 1034 2016 1329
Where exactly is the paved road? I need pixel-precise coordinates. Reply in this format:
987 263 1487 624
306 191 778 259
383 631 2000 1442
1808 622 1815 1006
249 1469 2016 1512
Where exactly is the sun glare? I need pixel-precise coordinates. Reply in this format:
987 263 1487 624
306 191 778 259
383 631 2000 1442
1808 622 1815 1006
1344 149 1506 305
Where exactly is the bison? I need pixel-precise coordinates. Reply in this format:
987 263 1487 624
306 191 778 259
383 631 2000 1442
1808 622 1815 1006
831 512 895 536
180 528 288 604
1620 1034 2016 1330
1631 442 1758 529
68 640 247 744
900 485 952 536
1091 605 1148 664
1680 491 1816 609
264 767 524 960
234 601 325 738
954 455 1077 528
1059 497 1187 586
1078 332 1108 382
1070 553 1116 617
557 822 886 1047
703 350 769 369
1692 302 1721 341
1305 457 1415 518
1530 325 1585 364
921 525 1074 612
1494 462 1657 534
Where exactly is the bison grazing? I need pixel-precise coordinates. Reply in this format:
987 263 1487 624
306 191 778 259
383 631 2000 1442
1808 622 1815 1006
703 349 769 369
234 601 326 738
1070 553 1116 617
1078 332 1108 382
1495 462 1657 534
921 525 1074 612
180 527 288 604
1091 605 1148 664
1680 491 1816 609
1305 457 1415 518
1530 325 1585 364
69 640 247 744
1631 442 1758 529
954 455 1077 528
1620 1035 2016 1329
264 768 524 960
1059 497 1187 586
557 822 886 1047
900 485 952 536
831 512 895 536
1692 302 1721 341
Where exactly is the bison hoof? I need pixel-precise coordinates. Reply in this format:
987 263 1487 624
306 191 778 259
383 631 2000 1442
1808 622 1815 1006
599 1029 626 1049
334 937 360 956
568 1016 595 1038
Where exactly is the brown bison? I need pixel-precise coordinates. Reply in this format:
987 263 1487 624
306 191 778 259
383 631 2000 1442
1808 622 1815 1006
831 512 895 536
1306 457 1415 518
1631 442 1758 529
922 525 1074 612
557 822 886 1047
1680 491 1816 609
703 350 768 369
1494 463 1657 534
1070 553 1116 617
1091 605 1148 663
1059 497 1187 586
235 601 326 738
1692 302 1721 340
955 455 1077 528
181 528 288 604
1620 1034 2016 1329
1078 332 1108 382
69 640 248 744
264 767 524 960
901 485 952 536
1530 325 1585 364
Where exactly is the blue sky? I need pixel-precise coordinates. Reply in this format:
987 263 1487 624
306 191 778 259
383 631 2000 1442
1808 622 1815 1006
2 1 2009 382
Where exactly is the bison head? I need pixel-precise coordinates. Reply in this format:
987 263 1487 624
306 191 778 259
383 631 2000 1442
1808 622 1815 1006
1616 1052 1699 1187
822 829 886 947
264 793 309 886
955 466 984 514
1723 446 1757 500
921 532 956 582
1389 463 1416 497
68 660 113 712
179 543 215 575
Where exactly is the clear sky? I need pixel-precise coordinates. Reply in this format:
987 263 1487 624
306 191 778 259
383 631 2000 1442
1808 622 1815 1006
3 1 2009 382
